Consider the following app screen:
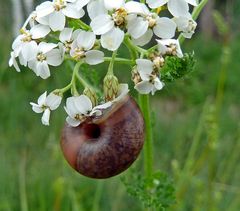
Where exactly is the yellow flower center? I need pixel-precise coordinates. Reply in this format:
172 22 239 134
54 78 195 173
73 47 86 60
37 53 47 62
54 0 66 11
112 8 128 27
146 16 157 28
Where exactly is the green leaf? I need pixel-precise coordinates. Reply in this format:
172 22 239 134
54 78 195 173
161 53 196 83
121 170 176 210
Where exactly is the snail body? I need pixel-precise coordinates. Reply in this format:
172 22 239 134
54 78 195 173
61 95 145 179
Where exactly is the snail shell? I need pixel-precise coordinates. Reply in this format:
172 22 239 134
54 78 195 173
61 95 145 179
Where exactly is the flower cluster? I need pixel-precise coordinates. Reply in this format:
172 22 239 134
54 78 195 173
9 0 198 126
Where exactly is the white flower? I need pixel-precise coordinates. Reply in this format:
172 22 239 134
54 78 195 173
59 28 82 53
146 0 198 17
174 15 197 39
70 31 104 65
126 3 176 46
11 30 38 64
65 83 129 127
157 39 183 58
35 0 87 31
64 95 112 127
88 0 130 51
28 42 63 79
30 91 62 126
134 59 164 95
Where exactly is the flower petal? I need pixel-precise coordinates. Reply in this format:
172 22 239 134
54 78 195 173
41 108 51 126
49 11 66 31
85 50 104 65
153 17 176 39
75 0 91 9
113 83 129 102
62 5 84 19
59 28 73 42
125 1 150 15
46 93 62 110
77 31 96 50
46 49 63 66
30 103 44 113
39 42 57 54
90 14 114 35
154 77 164 91
30 24 51 39
185 0 198 6
66 116 81 127
87 0 107 19
36 61 51 79
101 27 124 51
74 95 93 115
36 1 54 18
104 0 124 10
168 0 189 17
37 91 47 106
21 41 38 62
135 81 153 95
65 98 78 118
136 59 153 80
132 29 153 46
9 52 21 72
146 0 168 9
127 16 148 39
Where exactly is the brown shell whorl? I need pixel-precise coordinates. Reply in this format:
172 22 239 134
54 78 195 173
61 95 145 179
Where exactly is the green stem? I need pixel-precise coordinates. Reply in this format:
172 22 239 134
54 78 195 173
124 36 147 59
71 62 83 95
107 51 117 75
139 94 154 178
104 57 134 65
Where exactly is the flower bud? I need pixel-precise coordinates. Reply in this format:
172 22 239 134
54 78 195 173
83 87 98 107
103 75 119 102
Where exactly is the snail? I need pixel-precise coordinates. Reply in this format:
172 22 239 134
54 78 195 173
60 95 145 179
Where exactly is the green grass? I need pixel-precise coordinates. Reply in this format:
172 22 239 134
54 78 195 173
1 27 240 210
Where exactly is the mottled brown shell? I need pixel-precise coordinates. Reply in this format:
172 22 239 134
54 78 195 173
61 95 145 179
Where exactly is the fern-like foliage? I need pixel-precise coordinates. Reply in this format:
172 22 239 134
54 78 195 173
121 170 176 210
161 53 196 83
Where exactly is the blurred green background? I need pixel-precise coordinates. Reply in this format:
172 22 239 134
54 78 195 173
1 0 240 210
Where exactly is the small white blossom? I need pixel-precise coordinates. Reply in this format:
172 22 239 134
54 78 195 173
126 2 176 46
59 28 82 53
146 0 198 18
174 15 197 39
65 83 129 127
11 30 38 64
65 95 112 127
28 42 63 79
30 91 62 126
88 0 140 51
70 31 104 65
134 59 164 95
35 0 87 31
88 0 126 51
157 39 183 58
